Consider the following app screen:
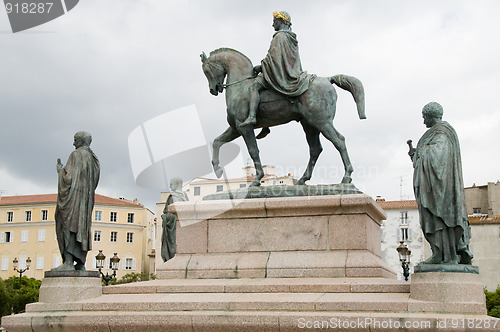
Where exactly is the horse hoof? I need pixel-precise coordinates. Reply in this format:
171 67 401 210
250 180 261 187
341 176 352 184
214 167 223 178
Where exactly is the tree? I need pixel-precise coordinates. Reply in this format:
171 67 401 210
0 278 11 319
2 276 41 316
485 287 500 318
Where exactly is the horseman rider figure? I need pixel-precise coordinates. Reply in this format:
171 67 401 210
241 11 315 135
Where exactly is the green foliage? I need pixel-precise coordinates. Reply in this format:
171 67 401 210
485 286 500 318
106 272 155 286
0 276 41 320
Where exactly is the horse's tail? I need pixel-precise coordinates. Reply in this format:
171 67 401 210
330 75 366 119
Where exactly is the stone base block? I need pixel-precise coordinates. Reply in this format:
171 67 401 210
158 194 393 279
39 275 102 303
409 272 486 314
156 250 395 279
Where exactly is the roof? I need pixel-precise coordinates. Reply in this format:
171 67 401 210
0 194 143 208
468 215 500 224
376 199 418 210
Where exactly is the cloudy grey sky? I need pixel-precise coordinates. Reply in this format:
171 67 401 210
1 0 499 210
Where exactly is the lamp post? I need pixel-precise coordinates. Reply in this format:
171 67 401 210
396 241 411 281
95 250 120 286
12 257 31 286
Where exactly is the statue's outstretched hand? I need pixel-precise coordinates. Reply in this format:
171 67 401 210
407 140 416 160
253 65 262 77
57 158 63 172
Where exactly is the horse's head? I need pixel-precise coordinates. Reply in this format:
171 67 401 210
200 52 225 96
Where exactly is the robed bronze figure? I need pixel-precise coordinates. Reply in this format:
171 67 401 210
409 102 472 265
53 131 100 271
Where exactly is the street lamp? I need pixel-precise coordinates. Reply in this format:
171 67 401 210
12 257 31 285
396 241 411 281
95 250 120 286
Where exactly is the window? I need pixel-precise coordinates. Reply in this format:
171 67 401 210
1 231 13 243
194 186 201 196
239 184 246 188
124 258 135 270
400 211 408 225
473 208 481 214
95 211 102 221
25 211 32 221
41 210 48 221
110 212 117 223
126 232 133 243
53 256 61 268
38 230 46 242
1 258 8 271
399 227 412 242
216 185 223 192
110 231 117 242
7 212 13 222
94 230 101 242
36 257 44 270
21 230 29 243
127 213 134 224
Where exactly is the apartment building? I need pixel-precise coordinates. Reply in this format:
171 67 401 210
0 194 155 280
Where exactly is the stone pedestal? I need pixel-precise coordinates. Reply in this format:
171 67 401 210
39 270 102 303
157 194 395 279
409 271 487 314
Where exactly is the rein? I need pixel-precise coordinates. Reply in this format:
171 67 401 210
207 60 253 90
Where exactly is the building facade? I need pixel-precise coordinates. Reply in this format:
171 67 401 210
465 181 500 217
183 165 297 202
0 194 155 280
377 199 427 281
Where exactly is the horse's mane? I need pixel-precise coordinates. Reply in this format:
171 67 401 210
210 48 253 66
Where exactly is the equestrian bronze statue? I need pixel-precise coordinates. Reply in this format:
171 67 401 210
201 12 365 187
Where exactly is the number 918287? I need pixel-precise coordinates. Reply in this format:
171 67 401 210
5 2 54 14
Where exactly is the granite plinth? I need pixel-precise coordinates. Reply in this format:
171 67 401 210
414 263 479 274
409 272 486 314
158 194 393 279
202 183 362 200
39 275 102 303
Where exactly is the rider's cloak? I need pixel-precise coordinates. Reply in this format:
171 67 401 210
261 30 311 97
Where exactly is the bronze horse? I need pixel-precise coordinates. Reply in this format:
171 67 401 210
201 48 365 187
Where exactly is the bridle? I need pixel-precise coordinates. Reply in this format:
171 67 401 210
205 59 253 90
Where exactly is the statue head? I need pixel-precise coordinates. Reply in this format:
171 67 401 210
169 177 183 192
273 11 291 30
422 102 443 128
73 131 92 148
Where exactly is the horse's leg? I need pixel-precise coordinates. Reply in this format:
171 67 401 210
212 126 241 178
318 123 354 183
239 126 264 187
297 121 322 185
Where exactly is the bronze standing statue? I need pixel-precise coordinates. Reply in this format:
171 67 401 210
161 178 188 262
201 11 365 187
408 102 472 265
54 131 100 271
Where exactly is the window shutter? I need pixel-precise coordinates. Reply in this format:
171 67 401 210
36 257 44 269
38 230 46 242
397 229 401 242
409 229 413 241
0 232 4 243
53 255 61 268
132 258 136 271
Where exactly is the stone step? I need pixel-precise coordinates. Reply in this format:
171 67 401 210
27 291 410 313
102 277 410 295
9 310 500 331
